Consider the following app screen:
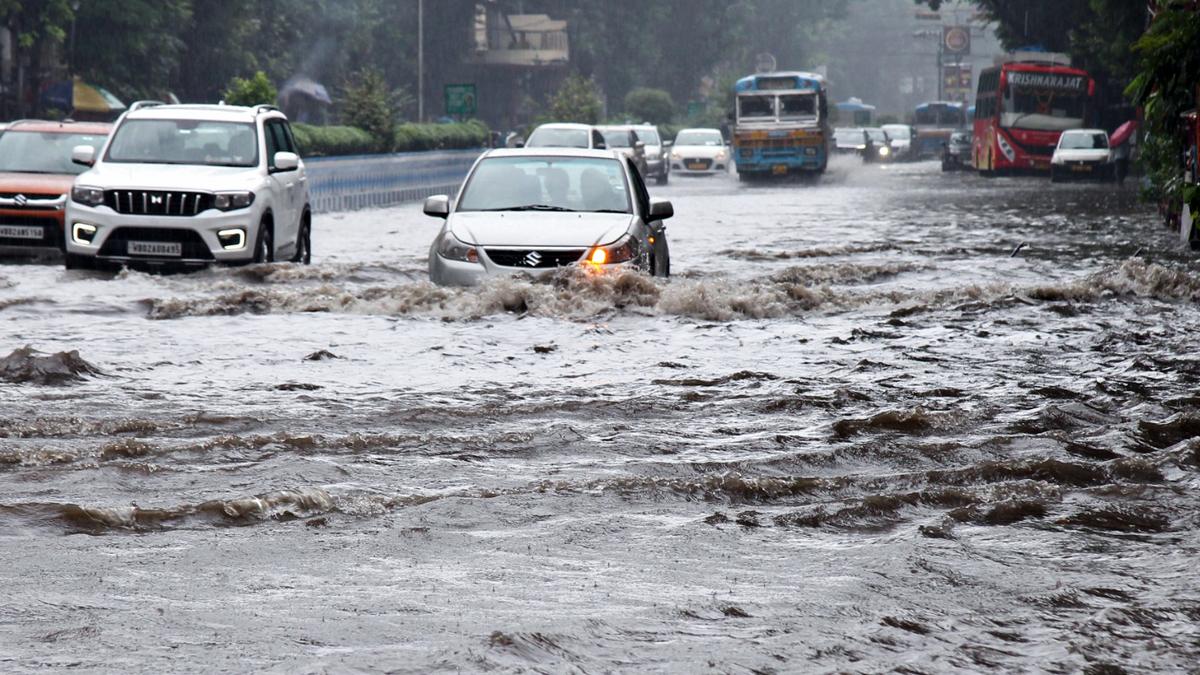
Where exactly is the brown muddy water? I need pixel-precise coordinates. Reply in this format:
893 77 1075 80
1 159 1198 673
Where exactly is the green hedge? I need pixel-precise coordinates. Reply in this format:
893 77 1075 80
291 124 377 157
291 120 490 157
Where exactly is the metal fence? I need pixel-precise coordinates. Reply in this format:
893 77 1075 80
304 149 483 213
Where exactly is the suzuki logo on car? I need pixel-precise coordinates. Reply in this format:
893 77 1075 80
13 194 27 207
151 195 164 205
522 251 543 267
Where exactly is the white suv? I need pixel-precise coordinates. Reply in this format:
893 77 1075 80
65 102 311 269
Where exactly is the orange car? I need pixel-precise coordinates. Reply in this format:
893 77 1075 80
0 120 111 256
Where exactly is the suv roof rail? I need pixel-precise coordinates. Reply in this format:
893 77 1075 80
129 100 167 111
254 105 281 115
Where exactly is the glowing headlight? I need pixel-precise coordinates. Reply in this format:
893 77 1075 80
214 192 255 211
586 234 640 266
436 231 479 263
71 186 104 207
217 228 246 250
879 146 891 157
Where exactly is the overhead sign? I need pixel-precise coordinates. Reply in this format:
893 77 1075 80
943 26 971 56
444 84 477 117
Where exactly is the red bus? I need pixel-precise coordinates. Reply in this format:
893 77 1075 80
972 57 1096 174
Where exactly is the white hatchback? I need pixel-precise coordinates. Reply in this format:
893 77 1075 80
65 102 311 269
1051 129 1113 182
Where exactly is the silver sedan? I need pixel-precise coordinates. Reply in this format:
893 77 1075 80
426 148 673 286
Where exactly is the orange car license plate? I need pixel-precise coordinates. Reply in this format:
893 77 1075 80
772 164 788 175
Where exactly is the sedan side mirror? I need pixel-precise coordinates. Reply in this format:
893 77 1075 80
424 194 450 219
648 198 673 221
72 145 96 167
634 141 645 152
273 151 300 172
663 140 673 148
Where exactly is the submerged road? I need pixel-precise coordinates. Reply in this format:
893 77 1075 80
1 158 1198 672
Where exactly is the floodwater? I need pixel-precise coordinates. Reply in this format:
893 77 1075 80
2 158 1198 673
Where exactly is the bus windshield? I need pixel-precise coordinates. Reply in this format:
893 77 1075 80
1002 87 1087 131
779 94 816 119
738 95 774 119
915 105 964 127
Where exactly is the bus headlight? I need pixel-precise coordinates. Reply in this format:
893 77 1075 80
997 133 1017 162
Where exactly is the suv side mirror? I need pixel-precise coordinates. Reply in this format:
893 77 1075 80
273 151 300 172
634 140 645 152
72 145 96 167
648 198 673 221
424 194 450 219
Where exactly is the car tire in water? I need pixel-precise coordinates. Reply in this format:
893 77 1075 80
253 220 274 263
292 214 312 264
64 253 94 271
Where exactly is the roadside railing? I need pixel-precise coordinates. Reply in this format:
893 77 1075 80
304 149 483 213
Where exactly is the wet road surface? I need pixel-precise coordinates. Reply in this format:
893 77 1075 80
2 158 1198 673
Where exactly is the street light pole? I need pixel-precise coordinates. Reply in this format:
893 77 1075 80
418 0 424 122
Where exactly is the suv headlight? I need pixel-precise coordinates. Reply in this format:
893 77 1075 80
436 231 479 263
71 186 104 207
587 234 641 266
214 192 255 211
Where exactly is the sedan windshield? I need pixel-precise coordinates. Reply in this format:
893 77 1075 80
0 131 107 175
457 156 630 214
526 127 590 148
674 131 723 146
883 126 911 141
865 129 888 143
1060 132 1108 150
105 119 258 167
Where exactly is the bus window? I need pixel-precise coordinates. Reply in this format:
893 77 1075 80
779 94 816 119
739 95 774 119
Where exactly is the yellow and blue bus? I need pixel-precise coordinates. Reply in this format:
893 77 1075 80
732 71 830 179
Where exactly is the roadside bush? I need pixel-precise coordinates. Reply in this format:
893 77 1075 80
223 71 277 107
291 120 489 157
290 124 376 157
624 88 676 125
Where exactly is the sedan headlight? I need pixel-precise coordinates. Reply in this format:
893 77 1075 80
879 146 891 157
436 231 479 263
71 186 105 207
715 150 728 161
671 151 682 160
214 191 255 211
587 234 641 266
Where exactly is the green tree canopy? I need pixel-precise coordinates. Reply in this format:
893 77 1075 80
223 71 277 107
624 88 676 124
548 74 603 125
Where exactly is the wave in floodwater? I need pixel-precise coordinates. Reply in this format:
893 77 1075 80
142 258 1200 322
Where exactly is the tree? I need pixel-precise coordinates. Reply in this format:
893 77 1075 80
1127 3 1200 213
0 0 75 116
624 88 676 124
340 67 400 152
72 0 191 102
547 73 603 125
223 71 277 107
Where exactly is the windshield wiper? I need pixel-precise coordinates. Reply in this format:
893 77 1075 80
487 204 577 212
589 209 629 214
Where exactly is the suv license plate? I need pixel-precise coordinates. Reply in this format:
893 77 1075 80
0 225 44 240
128 241 182 257
1071 164 1093 172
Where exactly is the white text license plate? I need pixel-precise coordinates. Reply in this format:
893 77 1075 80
128 241 182 257
0 225 44 240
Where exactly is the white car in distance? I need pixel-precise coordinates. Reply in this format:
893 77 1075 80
66 102 311 269
1050 128 1113 182
669 128 729 176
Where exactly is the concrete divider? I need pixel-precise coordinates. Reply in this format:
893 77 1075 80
304 149 483 214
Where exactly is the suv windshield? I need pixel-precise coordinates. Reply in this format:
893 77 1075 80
675 131 723 146
457 156 630 214
526 127 590 148
601 130 632 148
0 131 107 175
634 129 660 145
105 119 258 167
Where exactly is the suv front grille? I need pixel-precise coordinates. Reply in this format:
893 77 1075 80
485 248 586 269
104 190 213 217
98 227 214 260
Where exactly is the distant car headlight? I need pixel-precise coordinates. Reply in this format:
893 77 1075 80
715 150 728 160
214 192 255 211
879 146 891 157
71 186 104 207
587 234 640 266
436 231 479 263
671 151 682 160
